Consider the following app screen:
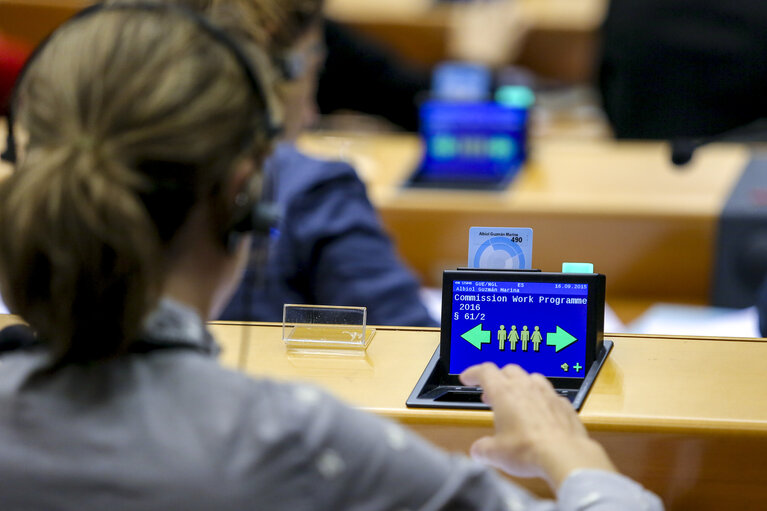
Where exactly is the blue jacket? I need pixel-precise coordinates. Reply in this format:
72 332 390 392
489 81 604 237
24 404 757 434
220 144 437 327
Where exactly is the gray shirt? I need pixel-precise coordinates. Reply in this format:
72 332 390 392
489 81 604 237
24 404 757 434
0 300 663 510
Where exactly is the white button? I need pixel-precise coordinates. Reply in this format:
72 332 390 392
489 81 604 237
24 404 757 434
316 449 346 479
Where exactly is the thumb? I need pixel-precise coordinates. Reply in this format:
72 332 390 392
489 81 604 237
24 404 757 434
471 435 540 480
469 435 503 467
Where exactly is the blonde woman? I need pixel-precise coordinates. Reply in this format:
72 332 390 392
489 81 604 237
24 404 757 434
0 4 662 509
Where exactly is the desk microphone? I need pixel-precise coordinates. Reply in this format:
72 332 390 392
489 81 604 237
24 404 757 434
671 118 767 167
670 138 700 166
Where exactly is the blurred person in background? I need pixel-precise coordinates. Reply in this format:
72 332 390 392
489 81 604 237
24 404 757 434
598 0 767 139
599 1 767 335
317 19 429 131
175 0 437 327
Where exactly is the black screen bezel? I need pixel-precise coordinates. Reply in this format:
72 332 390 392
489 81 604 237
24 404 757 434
440 269 605 389
405 160 518 191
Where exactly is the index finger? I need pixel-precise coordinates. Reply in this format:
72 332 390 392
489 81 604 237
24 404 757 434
460 363 513 405
459 362 500 387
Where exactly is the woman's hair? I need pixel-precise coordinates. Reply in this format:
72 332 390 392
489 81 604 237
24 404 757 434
0 7 275 363
170 0 325 53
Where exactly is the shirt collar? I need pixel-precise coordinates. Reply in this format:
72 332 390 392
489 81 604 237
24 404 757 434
140 298 220 357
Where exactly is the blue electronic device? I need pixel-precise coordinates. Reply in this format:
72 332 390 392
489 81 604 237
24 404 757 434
407 269 611 411
446 279 590 377
407 100 529 190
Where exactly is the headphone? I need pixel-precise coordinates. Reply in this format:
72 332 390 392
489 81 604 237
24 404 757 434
1 2 282 249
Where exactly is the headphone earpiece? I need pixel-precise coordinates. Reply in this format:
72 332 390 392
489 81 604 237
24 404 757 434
225 193 280 253
1 133 15 164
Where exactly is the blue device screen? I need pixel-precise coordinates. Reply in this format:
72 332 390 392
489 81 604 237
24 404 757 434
448 279 588 377
415 100 528 185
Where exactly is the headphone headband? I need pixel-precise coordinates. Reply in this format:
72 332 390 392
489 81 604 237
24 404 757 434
1 1 282 164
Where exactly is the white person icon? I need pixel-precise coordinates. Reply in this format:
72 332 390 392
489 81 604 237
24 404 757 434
531 325 543 352
508 325 519 351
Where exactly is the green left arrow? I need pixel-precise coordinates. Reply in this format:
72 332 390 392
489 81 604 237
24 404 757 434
461 324 491 350
546 326 578 352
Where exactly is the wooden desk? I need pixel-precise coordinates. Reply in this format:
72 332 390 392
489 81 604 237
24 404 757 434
214 321 765 510
299 133 749 307
326 0 608 81
1 119 749 312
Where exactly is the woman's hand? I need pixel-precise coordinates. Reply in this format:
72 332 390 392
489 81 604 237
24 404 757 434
460 363 617 490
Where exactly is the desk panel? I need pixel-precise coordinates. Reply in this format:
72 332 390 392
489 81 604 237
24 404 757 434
234 322 767 509
237 324 767 431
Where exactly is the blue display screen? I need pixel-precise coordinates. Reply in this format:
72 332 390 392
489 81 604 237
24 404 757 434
448 280 588 377
416 100 528 184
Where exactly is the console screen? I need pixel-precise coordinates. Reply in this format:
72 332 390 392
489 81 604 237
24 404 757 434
448 279 588 377
411 100 527 187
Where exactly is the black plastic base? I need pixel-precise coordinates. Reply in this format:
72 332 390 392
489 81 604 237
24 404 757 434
406 340 613 412
404 164 519 191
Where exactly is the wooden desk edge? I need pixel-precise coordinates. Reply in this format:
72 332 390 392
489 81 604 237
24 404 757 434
217 323 767 437
208 320 440 333
383 404 767 438
5 316 766 437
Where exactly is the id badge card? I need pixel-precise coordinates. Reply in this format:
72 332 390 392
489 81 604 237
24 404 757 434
468 227 533 270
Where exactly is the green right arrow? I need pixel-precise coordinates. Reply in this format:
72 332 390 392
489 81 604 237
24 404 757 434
461 324 491 350
546 326 578 352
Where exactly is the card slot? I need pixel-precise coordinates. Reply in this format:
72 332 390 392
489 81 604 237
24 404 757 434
433 390 484 403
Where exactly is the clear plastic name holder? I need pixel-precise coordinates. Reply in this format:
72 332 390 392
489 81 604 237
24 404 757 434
282 304 375 355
